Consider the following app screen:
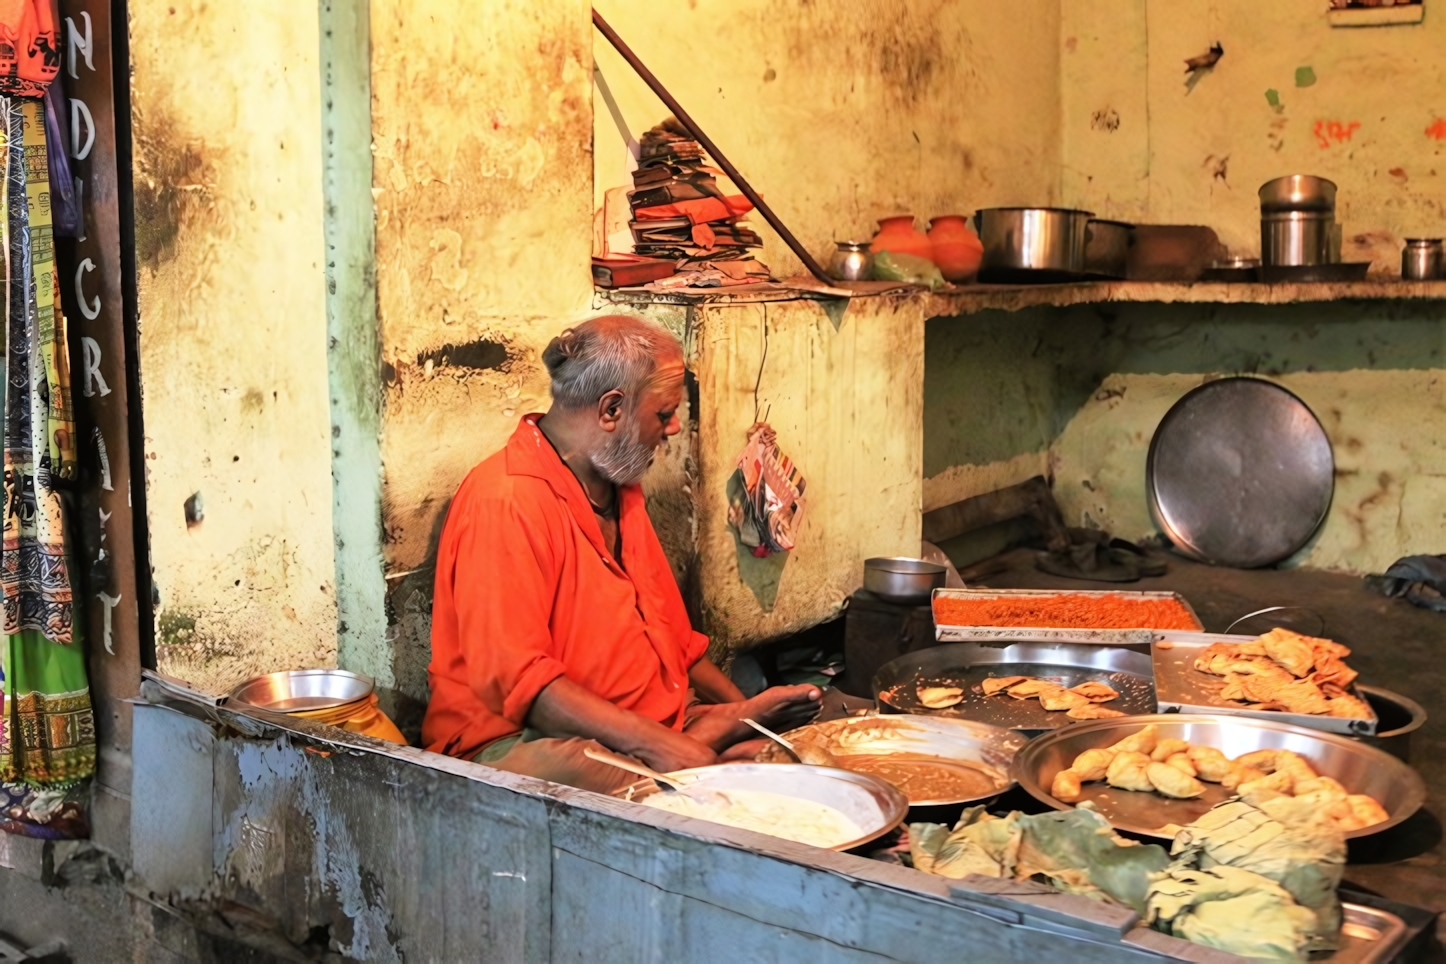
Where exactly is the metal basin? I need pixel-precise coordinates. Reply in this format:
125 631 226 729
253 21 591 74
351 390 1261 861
228 669 375 713
754 715 1027 807
1013 714 1425 840
614 763 908 851
1355 685 1426 762
863 556 944 605
974 207 1093 283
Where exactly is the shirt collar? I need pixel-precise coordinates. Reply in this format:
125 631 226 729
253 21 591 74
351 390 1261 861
505 415 641 567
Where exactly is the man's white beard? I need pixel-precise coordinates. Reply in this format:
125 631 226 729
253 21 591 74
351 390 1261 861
591 418 659 486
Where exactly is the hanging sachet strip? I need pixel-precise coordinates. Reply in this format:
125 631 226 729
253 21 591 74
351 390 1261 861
0 1 60 99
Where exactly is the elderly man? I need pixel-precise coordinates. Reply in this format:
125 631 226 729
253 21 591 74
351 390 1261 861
424 315 820 791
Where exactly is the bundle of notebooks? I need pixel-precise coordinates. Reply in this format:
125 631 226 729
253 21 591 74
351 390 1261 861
629 119 768 269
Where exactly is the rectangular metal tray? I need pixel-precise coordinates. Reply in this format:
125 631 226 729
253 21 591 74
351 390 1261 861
1330 902 1411 964
932 587 1203 646
1152 631 1378 736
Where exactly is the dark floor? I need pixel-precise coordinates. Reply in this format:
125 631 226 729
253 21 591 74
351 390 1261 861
972 546 1446 943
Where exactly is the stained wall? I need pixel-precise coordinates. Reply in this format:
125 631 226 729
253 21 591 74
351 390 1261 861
594 0 1064 277
129 1 338 694
1060 0 1446 267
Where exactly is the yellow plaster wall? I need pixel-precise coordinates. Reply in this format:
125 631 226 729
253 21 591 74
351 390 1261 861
691 298 925 649
1060 0 1446 269
593 0 1065 277
1051 370 1446 574
130 1 337 693
368 0 595 701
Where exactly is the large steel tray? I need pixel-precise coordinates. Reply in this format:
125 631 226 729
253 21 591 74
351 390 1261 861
872 641 1156 732
931 587 1203 646
1012 714 1423 841
1153 631 1378 736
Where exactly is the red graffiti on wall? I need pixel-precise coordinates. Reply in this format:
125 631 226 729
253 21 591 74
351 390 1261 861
1427 118 1446 141
1314 120 1361 149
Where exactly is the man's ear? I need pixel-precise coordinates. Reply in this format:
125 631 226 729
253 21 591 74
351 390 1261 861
597 389 626 432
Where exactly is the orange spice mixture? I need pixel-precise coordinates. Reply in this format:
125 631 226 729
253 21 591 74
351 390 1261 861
933 593 1201 630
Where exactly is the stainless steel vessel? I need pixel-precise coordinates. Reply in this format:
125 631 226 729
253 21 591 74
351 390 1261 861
1259 175 1338 266
1082 219 1133 279
974 207 1093 283
1401 238 1443 280
1147 377 1334 569
613 762 909 851
229 668 374 712
827 240 874 281
1012 714 1426 840
863 557 944 604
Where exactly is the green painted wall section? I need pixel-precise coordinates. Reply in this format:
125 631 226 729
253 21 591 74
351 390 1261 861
320 0 389 686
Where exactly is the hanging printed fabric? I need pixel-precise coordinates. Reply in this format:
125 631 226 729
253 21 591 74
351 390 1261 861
0 94 93 839
0 1 60 99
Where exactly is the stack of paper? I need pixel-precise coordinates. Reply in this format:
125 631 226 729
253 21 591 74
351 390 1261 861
630 119 767 270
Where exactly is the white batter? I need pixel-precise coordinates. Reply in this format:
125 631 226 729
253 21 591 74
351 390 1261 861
642 788 864 849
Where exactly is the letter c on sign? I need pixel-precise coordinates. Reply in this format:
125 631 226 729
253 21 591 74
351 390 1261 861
76 259 100 320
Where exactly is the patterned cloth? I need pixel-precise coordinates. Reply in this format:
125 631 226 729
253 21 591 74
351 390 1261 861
0 2 59 99
3 96 73 641
0 94 91 840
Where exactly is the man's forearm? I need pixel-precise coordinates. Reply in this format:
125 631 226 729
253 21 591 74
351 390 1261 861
687 657 746 704
527 677 685 756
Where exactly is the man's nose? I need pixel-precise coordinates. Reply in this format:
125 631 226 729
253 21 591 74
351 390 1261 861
664 413 681 437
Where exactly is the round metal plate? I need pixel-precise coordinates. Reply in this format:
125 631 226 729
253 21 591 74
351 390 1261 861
1147 378 1333 568
228 668 375 712
1011 714 1425 840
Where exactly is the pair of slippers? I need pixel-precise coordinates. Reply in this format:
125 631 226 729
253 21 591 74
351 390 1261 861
1035 528 1167 583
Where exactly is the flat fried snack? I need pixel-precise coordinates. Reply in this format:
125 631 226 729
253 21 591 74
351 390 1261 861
984 675 1127 719
981 675 1027 696
1191 629 1370 720
1068 680 1120 703
1004 678 1056 699
1038 686 1091 713
918 685 965 709
1067 703 1126 720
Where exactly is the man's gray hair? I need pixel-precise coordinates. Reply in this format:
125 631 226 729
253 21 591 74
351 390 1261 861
542 315 682 410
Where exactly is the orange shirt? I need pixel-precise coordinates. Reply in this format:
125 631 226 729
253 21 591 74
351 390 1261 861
423 415 709 760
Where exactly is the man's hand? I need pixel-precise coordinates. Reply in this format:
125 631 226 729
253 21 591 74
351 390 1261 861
631 728 717 773
527 676 715 772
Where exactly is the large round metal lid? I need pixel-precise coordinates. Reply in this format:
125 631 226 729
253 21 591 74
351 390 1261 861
1147 378 1333 568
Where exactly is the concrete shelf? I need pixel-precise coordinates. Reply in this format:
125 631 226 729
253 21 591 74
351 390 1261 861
600 278 1446 315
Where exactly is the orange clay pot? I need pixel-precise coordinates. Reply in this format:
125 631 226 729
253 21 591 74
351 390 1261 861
927 215 984 282
870 215 933 262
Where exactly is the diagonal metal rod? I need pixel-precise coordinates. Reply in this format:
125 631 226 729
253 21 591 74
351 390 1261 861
591 8 833 284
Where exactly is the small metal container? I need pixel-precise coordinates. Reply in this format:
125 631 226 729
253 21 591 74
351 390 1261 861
1082 219 1133 279
828 240 874 282
229 668 375 713
1401 238 1443 280
974 207 1093 283
614 762 909 852
1012 714 1426 840
1200 256 1260 282
863 557 945 604
1260 175 1338 266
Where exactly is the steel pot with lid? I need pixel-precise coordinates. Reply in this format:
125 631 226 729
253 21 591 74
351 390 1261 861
1260 175 1338 266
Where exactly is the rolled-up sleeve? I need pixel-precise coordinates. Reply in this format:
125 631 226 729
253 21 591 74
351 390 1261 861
447 493 567 727
685 630 710 667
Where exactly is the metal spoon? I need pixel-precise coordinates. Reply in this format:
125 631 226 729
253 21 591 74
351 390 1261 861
742 718 841 768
